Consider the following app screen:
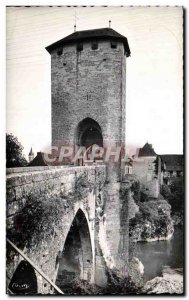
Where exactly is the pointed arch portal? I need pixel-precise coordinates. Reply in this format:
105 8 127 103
76 117 103 148
8 260 37 295
55 209 93 291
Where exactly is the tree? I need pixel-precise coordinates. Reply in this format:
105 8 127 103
161 180 184 214
6 133 27 168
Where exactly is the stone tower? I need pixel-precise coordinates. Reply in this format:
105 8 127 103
46 28 130 180
46 28 131 283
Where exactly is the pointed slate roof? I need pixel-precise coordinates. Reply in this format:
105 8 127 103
29 147 34 156
28 152 48 167
46 27 130 56
138 143 157 157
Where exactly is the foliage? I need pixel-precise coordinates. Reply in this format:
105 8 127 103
6 133 27 168
140 191 150 203
161 184 172 199
161 179 184 215
74 173 94 199
138 200 171 221
7 173 95 251
131 180 141 203
129 199 173 242
7 193 67 250
69 275 141 295
69 277 101 295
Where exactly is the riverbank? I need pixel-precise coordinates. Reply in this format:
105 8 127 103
133 227 183 282
142 267 183 294
133 231 173 243
129 199 174 242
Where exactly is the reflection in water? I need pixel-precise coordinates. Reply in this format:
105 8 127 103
134 228 184 281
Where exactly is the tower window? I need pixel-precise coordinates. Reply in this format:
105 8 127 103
77 43 83 51
57 49 63 56
91 42 98 50
111 41 117 49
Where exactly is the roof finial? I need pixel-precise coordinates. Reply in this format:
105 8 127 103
74 11 79 32
109 20 111 28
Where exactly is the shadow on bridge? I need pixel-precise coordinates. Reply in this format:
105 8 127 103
55 209 93 292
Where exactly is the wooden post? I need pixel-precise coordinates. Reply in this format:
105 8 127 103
7 239 64 295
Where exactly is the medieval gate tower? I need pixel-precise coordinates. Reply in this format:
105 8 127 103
46 28 131 283
46 28 130 178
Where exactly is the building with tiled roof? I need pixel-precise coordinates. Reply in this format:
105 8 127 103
160 154 184 177
131 143 160 198
137 142 157 157
28 152 48 167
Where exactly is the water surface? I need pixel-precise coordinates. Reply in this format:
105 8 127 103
134 227 184 281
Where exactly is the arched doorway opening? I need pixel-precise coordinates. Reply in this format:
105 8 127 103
76 118 103 148
8 260 38 295
75 118 103 165
55 209 93 291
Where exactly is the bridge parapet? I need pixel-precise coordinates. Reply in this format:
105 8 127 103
7 165 106 214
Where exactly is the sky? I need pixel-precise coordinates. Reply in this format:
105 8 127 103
6 6 183 158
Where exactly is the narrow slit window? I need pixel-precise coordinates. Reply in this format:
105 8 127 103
57 49 63 56
111 41 117 49
77 43 83 51
91 42 98 50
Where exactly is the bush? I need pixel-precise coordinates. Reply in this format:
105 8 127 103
7 192 71 250
129 199 173 241
140 191 149 203
162 179 184 215
131 180 141 203
138 200 170 222
161 184 172 199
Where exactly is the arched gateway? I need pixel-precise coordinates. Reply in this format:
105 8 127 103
75 118 103 165
76 117 103 148
55 209 93 291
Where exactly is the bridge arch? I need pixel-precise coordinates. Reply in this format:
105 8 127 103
8 260 38 295
55 208 93 291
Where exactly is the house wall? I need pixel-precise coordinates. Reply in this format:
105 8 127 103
132 156 156 182
132 156 159 198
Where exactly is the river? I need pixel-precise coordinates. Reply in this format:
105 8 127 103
134 227 184 282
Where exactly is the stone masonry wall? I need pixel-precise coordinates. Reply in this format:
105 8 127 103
51 40 126 149
132 156 159 198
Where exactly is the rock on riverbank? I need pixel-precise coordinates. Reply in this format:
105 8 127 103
142 267 183 294
128 257 144 288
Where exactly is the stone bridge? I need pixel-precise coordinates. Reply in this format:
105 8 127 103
6 165 130 294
